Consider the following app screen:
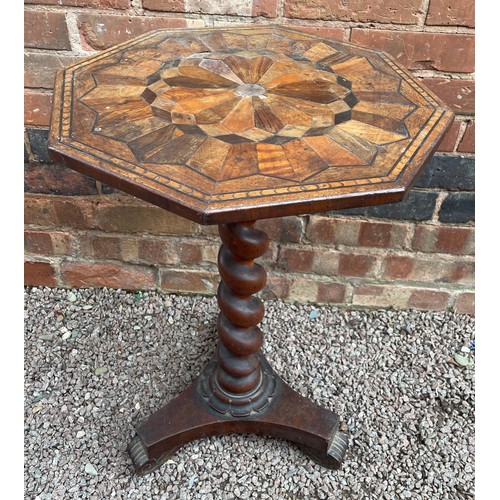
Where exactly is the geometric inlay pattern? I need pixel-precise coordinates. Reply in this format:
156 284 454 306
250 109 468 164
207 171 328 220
49 26 454 224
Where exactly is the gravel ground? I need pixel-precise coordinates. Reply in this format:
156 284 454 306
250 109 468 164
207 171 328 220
24 287 475 499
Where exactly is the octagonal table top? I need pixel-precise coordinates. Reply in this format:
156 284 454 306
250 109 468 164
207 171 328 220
48 25 453 224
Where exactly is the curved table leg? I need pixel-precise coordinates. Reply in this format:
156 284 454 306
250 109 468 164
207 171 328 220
128 356 348 476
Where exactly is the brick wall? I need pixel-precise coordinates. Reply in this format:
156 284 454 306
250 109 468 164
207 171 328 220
24 0 475 314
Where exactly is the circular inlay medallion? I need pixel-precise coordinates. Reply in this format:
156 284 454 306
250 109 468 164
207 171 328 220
235 83 266 97
141 49 358 145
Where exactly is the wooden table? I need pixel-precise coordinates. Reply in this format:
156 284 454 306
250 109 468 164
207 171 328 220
48 25 453 475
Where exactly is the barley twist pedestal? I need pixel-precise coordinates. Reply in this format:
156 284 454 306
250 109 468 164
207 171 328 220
48 26 453 475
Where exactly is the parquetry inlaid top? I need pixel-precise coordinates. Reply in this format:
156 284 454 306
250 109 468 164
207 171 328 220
48 26 453 224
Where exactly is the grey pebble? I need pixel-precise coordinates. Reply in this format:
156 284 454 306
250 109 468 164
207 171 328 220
24 287 474 499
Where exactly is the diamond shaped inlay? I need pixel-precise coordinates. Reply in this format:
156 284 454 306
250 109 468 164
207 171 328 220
49 26 454 224
130 49 359 157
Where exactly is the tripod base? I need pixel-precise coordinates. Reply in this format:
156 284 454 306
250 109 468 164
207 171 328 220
128 354 348 476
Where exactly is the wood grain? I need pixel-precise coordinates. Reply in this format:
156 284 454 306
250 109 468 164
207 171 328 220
49 25 454 224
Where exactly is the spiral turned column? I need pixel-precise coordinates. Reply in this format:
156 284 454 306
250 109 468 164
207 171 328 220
130 219 348 474
200 221 277 416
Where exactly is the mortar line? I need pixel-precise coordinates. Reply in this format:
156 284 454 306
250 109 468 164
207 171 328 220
276 0 286 18
431 192 449 222
23 3 475 33
131 0 144 16
418 0 432 29
453 121 469 152
66 11 93 57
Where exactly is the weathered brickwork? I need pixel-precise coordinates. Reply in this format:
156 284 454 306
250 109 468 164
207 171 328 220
23 1 475 313
284 0 422 24
24 193 474 313
350 30 474 73
426 0 475 28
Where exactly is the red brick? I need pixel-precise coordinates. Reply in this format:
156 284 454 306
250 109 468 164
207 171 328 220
352 284 411 309
351 30 474 73
278 247 314 273
338 254 376 277
160 269 218 294
316 282 346 303
143 0 187 11
289 277 319 302
284 0 330 19
25 52 79 90
411 226 435 253
145 0 257 15
412 226 474 255
437 120 461 152
54 233 74 255
178 241 203 265
407 289 450 311
185 0 251 15
409 257 474 285
25 232 53 255
259 241 279 267
382 254 474 284
25 0 130 7
201 241 221 265
306 216 336 244
311 248 339 276
77 14 191 50
453 292 475 314
256 216 303 243
24 92 53 127
426 0 475 28
261 274 290 300
358 221 408 248
25 231 72 256
80 235 123 261
291 25 345 40
25 261 58 286
119 237 139 262
354 284 383 297
25 196 57 226
51 198 93 228
383 255 413 279
61 261 156 289
137 237 203 265
457 121 475 153
421 79 475 115
284 0 421 24
354 284 451 311
435 227 474 255
24 10 71 50
332 219 363 246
306 216 361 246
24 195 96 229
24 163 98 196
253 0 278 17
96 201 197 234
138 238 179 265
447 261 474 285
